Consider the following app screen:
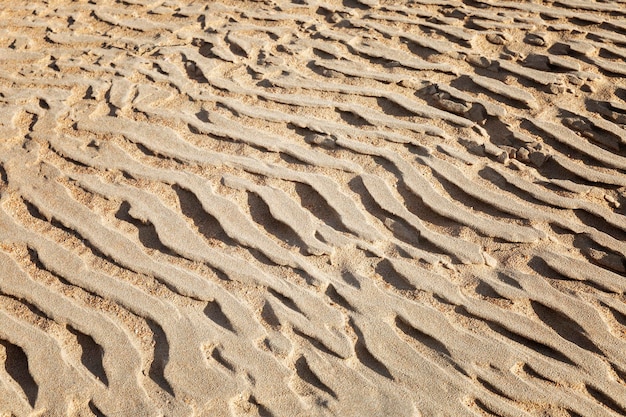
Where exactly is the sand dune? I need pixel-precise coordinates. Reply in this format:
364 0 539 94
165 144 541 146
1 0 626 415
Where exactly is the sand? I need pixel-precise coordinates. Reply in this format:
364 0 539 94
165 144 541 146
0 0 625 415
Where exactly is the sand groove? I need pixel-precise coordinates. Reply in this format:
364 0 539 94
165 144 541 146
1 0 626 416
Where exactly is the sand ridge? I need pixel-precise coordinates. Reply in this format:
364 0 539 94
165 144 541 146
0 0 625 416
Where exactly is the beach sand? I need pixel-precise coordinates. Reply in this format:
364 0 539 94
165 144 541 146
0 0 625 415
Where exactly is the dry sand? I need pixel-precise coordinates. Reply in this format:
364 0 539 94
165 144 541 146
1 0 626 415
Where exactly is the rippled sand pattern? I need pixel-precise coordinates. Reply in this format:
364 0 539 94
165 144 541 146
1 0 626 416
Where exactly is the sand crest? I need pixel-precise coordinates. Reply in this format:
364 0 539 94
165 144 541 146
0 0 625 416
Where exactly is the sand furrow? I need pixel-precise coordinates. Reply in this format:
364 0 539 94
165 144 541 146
2 0 626 415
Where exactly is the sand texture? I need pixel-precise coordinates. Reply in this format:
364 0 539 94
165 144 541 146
1 0 626 415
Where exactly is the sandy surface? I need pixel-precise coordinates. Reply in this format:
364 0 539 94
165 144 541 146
1 0 626 416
